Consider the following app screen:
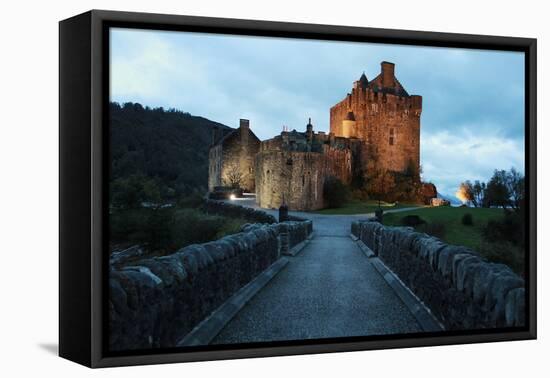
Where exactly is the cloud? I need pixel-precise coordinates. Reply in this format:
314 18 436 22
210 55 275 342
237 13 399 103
421 128 524 195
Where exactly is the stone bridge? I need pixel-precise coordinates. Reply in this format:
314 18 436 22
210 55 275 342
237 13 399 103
109 196 525 351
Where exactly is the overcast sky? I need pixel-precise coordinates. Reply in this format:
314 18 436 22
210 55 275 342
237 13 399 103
110 28 525 196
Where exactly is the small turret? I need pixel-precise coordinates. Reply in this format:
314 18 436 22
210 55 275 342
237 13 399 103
341 111 356 138
353 72 369 90
306 117 313 142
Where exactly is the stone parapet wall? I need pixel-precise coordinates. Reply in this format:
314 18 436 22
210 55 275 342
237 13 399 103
203 198 277 224
242 220 312 250
110 218 312 351
351 220 525 330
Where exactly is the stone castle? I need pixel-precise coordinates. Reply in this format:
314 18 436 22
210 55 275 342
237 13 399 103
209 61 422 211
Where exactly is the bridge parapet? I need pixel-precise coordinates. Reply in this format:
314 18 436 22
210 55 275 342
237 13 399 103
351 220 525 330
109 217 312 351
203 198 277 224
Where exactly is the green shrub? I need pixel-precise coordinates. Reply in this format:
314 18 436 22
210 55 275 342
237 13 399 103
110 207 248 256
483 209 524 247
176 191 205 209
462 213 474 226
479 241 524 276
401 214 426 227
323 176 350 208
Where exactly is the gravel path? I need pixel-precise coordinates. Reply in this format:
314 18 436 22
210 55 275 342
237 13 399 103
212 233 422 344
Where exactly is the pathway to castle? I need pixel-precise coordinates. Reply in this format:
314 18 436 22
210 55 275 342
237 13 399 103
212 196 423 344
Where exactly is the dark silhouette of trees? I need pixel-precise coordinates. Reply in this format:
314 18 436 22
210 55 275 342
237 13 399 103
485 169 511 208
109 102 231 203
506 167 525 210
472 180 486 208
459 168 524 209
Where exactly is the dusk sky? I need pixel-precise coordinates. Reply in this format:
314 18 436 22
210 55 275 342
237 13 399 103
110 28 525 196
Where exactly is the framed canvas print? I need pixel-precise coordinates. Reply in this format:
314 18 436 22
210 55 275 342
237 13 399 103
59 10 537 368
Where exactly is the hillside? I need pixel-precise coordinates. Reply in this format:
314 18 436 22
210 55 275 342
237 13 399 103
109 102 232 197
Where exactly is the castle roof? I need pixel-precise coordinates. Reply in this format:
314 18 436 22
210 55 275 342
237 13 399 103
367 73 410 97
213 125 260 147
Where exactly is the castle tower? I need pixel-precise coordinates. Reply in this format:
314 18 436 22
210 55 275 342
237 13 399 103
329 61 422 174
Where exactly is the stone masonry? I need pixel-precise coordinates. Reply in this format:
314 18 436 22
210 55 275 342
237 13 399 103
351 220 525 330
330 62 422 173
208 119 261 192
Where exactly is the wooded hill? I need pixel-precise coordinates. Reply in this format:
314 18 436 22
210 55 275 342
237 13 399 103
109 102 232 198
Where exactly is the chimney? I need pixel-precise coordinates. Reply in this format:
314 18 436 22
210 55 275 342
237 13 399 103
239 118 250 131
240 119 250 145
381 61 395 88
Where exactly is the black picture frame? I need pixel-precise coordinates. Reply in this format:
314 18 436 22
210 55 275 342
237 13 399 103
59 9 537 368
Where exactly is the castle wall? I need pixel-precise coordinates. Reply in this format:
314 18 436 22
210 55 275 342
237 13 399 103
322 143 354 185
255 151 325 211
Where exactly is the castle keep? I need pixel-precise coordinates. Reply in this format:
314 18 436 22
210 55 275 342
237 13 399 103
330 61 422 173
209 61 422 211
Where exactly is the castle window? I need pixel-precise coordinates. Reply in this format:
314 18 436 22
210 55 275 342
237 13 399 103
302 175 305 186
389 128 395 146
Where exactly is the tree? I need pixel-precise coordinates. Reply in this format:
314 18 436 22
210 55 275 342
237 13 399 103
111 174 148 209
472 180 486 208
365 169 396 202
456 181 474 205
485 169 511 208
110 174 163 210
323 176 350 208
505 167 525 210
224 163 244 189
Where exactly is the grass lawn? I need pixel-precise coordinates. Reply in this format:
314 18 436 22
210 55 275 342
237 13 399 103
314 199 421 215
382 206 505 252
